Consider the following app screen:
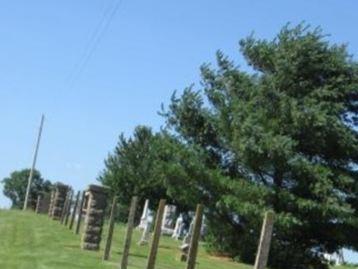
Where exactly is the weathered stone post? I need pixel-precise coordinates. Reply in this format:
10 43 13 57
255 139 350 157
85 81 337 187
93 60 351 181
254 211 275 269
75 191 86 235
103 196 118 261
185 204 204 269
52 183 69 221
120 196 138 269
145 199 166 269
69 191 81 230
81 185 108 251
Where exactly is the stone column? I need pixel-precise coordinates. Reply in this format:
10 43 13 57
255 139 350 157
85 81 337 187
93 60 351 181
81 185 108 251
52 183 69 220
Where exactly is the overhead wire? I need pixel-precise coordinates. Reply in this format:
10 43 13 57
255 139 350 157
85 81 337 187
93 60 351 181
66 0 123 89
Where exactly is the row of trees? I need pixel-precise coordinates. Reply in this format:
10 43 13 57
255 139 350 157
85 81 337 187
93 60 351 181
99 24 358 269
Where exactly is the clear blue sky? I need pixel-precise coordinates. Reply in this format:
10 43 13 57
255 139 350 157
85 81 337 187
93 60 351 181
0 0 357 262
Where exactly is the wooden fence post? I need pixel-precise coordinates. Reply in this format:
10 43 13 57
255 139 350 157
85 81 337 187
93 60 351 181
254 211 275 269
145 199 166 269
35 195 41 214
120 196 138 269
60 191 70 224
69 191 80 230
103 196 118 261
75 191 85 235
185 204 204 269
64 191 73 226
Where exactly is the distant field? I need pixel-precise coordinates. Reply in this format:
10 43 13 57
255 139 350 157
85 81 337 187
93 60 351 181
0 210 252 269
0 210 354 269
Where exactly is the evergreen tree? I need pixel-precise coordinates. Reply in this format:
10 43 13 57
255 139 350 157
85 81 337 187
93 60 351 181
161 24 358 269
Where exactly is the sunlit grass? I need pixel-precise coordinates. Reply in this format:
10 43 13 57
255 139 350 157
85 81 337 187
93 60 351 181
0 210 251 269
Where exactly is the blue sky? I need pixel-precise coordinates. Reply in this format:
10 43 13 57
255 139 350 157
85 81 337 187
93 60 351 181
0 0 357 263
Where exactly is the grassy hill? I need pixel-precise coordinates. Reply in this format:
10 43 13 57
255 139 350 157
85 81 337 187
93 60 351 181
0 210 252 269
0 210 353 269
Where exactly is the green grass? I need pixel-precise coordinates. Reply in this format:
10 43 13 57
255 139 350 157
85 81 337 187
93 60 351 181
0 210 252 269
1 210 353 269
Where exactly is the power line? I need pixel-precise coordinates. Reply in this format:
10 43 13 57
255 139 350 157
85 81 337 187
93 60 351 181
67 0 123 89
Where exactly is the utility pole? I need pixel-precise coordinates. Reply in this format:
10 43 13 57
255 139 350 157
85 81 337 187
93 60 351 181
23 114 45 211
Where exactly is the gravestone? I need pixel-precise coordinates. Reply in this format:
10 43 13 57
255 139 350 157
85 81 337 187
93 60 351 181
138 210 154 245
182 219 194 245
81 185 108 251
137 199 150 229
161 204 177 235
52 183 69 220
172 214 185 240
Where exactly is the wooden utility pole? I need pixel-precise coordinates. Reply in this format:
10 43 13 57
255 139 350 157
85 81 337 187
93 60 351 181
254 211 275 269
145 199 166 269
23 114 45 210
120 196 138 269
103 196 118 261
186 204 204 269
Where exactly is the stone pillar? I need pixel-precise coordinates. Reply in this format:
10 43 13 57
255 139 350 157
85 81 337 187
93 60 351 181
81 185 108 251
254 211 275 269
52 183 69 220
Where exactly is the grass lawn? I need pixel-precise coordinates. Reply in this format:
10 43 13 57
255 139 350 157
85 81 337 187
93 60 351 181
0 210 354 269
0 210 252 269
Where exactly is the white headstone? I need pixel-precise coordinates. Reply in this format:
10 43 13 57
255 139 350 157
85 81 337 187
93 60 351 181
137 199 150 230
138 211 154 245
182 219 194 245
172 214 185 240
161 204 177 235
